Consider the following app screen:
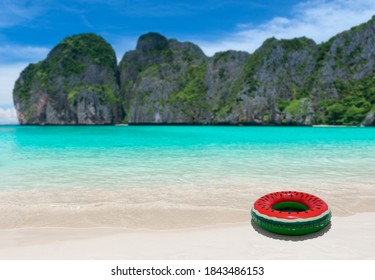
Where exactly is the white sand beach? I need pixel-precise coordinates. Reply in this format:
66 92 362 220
0 185 374 260
0 213 374 260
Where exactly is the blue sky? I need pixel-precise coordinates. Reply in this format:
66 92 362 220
1 0 375 124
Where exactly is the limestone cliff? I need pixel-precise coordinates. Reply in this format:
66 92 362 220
234 37 318 125
119 33 209 123
13 33 122 125
119 33 250 124
311 16 375 125
13 16 375 126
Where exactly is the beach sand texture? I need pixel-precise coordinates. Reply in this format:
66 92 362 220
0 187 374 259
0 213 374 259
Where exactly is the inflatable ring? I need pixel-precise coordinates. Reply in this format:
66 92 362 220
251 191 331 235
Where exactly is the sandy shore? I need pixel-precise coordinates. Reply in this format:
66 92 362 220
0 213 374 260
1 186 375 229
1 186 374 259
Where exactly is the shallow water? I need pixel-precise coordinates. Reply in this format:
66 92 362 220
1 126 375 228
1 126 375 190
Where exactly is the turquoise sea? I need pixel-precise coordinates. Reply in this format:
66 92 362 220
1 126 375 191
1 126 375 228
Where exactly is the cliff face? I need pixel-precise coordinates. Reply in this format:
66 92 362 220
205 50 250 123
234 37 318 125
13 33 122 125
13 16 375 126
119 33 210 123
311 17 375 125
119 33 249 124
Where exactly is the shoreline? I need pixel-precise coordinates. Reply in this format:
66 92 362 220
1 186 375 230
0 213 374 259
1 123 372 127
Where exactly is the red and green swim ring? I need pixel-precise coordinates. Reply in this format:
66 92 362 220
251 191 331 235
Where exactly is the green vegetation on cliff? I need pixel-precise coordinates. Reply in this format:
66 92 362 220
13 16 375 126
13 33 121 125
50 33 117 75
170 63 208 121
320 74 375 125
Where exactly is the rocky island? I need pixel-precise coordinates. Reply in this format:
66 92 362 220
13 17 375 125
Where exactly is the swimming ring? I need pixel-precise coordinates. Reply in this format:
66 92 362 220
251 191 331 235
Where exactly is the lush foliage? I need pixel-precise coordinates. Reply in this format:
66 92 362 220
320 74 375 124
14 33 119 109
170 63 208 121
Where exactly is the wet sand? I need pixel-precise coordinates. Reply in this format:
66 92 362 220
0 186 374 229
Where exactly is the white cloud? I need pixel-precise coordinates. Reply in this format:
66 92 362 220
0 63 28 105
0 45 49 64
198 0 375 56
0 106 18 124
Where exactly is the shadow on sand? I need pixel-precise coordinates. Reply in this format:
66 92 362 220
250 220 332 241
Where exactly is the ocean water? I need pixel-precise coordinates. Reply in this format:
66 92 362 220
1 125 375 228
1 125 375 192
